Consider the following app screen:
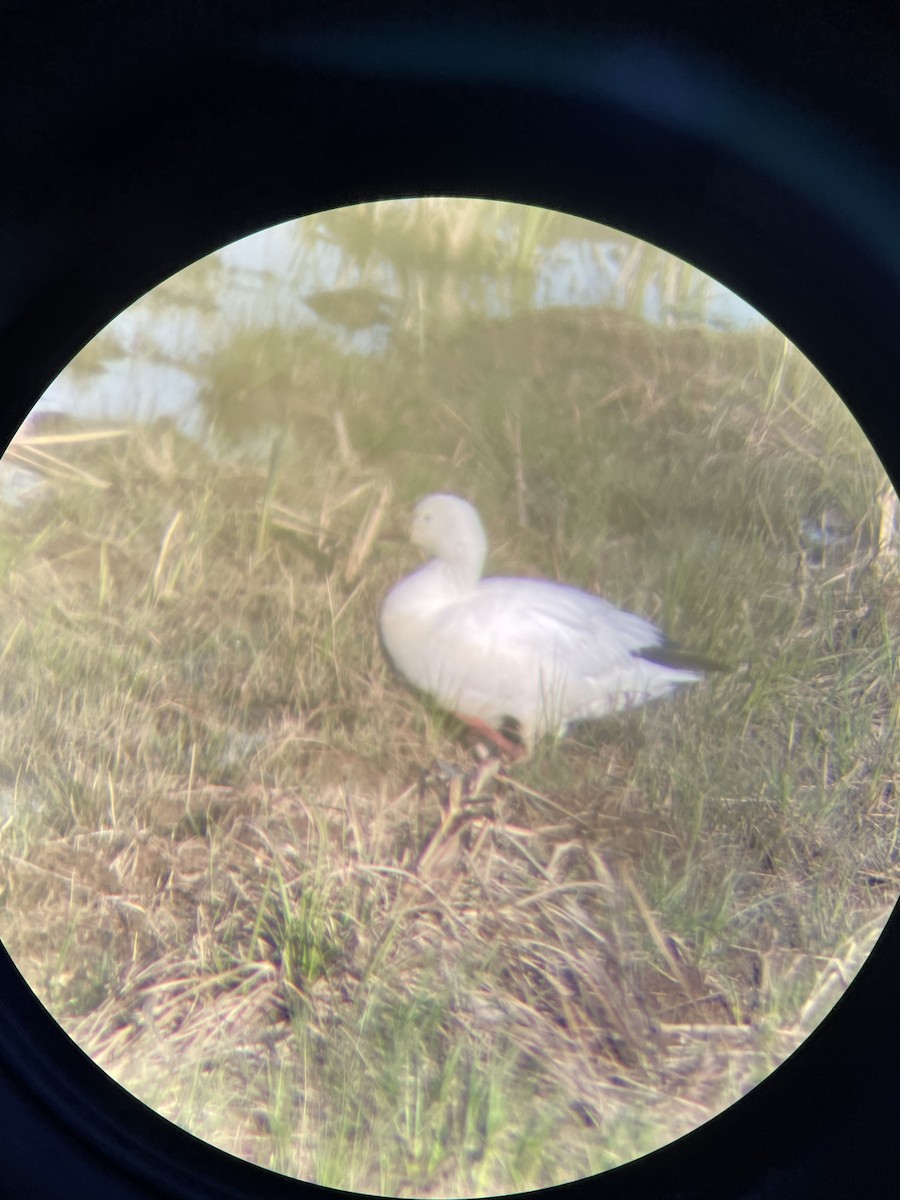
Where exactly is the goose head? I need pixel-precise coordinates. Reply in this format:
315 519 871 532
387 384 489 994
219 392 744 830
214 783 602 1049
411 494 489 588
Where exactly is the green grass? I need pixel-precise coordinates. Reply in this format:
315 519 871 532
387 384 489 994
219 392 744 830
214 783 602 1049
0 306 897 1196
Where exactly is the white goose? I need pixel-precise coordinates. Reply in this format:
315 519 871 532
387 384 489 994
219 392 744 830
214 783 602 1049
380 494 718 755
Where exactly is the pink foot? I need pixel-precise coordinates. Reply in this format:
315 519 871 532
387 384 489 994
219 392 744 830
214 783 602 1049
458 714 528 761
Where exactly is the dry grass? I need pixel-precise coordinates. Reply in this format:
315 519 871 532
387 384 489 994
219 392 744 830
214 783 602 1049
0 307 898 1196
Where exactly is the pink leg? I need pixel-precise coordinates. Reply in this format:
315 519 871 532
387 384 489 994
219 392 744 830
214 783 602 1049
458 713 528 761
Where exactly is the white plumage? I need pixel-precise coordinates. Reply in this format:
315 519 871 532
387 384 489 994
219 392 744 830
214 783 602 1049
380 494 713 752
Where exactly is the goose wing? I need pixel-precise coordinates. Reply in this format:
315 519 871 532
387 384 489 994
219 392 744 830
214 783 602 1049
465 577 666 668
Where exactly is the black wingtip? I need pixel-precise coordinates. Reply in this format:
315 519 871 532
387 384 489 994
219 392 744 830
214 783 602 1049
636 642 732 673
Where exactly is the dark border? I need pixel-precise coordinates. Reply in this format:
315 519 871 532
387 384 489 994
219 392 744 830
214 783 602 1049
1 4 898 1198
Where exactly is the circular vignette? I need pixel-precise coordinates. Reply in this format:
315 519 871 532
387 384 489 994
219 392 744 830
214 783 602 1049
0 5 899 1200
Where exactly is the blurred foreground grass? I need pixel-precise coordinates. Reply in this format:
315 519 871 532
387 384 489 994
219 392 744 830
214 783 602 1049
0 307 897 1196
